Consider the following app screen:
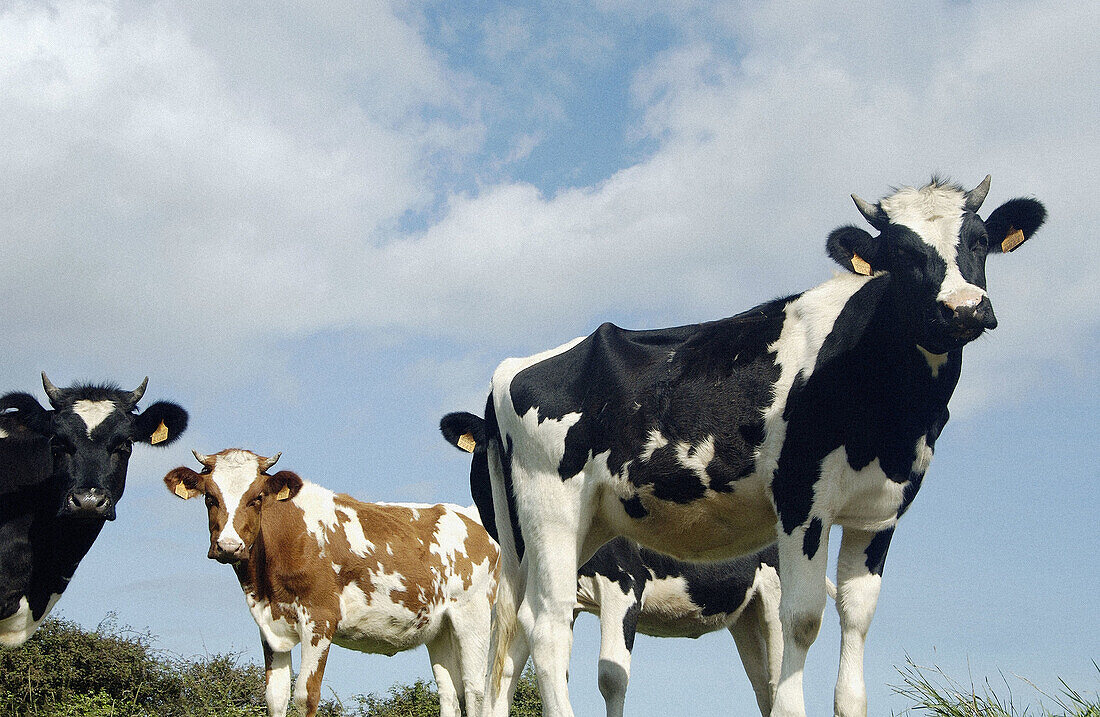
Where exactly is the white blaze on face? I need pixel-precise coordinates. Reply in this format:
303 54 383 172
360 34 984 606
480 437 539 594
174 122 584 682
72 400 117 438
880 184 984 304
208 450 262 548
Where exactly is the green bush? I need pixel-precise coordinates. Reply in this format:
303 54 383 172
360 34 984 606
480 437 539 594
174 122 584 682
0 615 538 716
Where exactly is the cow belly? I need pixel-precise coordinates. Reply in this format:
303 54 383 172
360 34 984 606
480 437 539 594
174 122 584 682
635 576 744 638
334 583 442 655
611 474 778 562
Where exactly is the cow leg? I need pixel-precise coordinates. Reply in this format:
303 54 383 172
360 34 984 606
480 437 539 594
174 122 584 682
482 442 531 717
261 637 292 717
772 520 831 717
593 576 638 717
833 526 892 717
514 477 596 717
730 571 783 717
449 594 493 715
427 631 462 717
293 632 332 717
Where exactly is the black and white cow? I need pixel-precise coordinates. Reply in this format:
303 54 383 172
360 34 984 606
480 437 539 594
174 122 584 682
443 412 790 717
576 539 783 717
0 374 187 647
449 177 1046 717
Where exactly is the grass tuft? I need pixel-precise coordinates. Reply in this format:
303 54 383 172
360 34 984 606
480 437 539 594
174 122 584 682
893 657 1100 717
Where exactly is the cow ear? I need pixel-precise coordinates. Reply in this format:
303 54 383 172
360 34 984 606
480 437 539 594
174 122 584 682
983 198 1047 254
440 412 485 453
0 392 51 436
133 401 188 446
265 471 303 502
827 226 881 275
164 467 205 500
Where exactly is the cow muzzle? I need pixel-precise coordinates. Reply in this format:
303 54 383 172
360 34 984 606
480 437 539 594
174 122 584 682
209 536 247 564
940 289 998 341
62 488 115 520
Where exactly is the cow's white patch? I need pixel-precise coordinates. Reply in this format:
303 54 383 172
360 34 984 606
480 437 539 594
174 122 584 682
880 184 985 304
72 400 116 438
675 436 715 485
818 447 907 532
291 483 339 550
208 450 263 547
333 576 435 654
430 507 471 594
639 429 669 462
244 593 298 652
336 505 375 557
0 594 63 648
917 345 949 378
0 427 9 439
911 436 933 476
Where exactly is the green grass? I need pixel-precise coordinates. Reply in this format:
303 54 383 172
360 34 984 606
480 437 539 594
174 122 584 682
893 657 1100 717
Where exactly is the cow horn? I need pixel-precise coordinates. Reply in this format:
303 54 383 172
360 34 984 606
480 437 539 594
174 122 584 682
851 194 887 227
126 377 149 407
964 174 991 212
258 452 282 473
192 450 214 467
41 372 64 406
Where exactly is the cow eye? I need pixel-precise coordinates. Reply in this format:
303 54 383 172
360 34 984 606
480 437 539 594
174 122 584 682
112 442 133 456
249 496 263 507
204 495 216 508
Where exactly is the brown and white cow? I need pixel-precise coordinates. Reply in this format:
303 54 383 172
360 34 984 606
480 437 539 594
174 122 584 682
164 449 498 717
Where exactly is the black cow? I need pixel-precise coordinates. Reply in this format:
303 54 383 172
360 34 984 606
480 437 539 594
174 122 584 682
0 374 187 647
446 177 1046 717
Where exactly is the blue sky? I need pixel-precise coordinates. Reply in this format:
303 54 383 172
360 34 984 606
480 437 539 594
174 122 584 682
1 1 1097 714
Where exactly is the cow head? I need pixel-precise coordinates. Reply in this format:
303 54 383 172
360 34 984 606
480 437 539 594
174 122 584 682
827 176 1046 354
164 449 302 564
0 374 188 520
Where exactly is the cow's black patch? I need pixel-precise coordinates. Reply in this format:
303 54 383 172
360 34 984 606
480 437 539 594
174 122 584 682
622 601 640 651
482 398 526 561
802 517 823 560
620 495 648 519
509 301 789 499
645 542 778 618
864 527 895 576
897 471 924 518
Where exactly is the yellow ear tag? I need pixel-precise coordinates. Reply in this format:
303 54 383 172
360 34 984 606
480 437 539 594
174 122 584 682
1001 228 1025 253
851 253 872 276
275 485 291 501
173 482 195 500
457 432 477 453
150 420 168 445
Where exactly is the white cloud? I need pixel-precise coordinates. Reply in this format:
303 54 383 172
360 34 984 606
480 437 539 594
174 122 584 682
0 0 1094 410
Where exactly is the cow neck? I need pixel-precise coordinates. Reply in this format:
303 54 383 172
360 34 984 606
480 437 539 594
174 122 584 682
21 513 105 619
232 498 305 603
837 286 964 418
